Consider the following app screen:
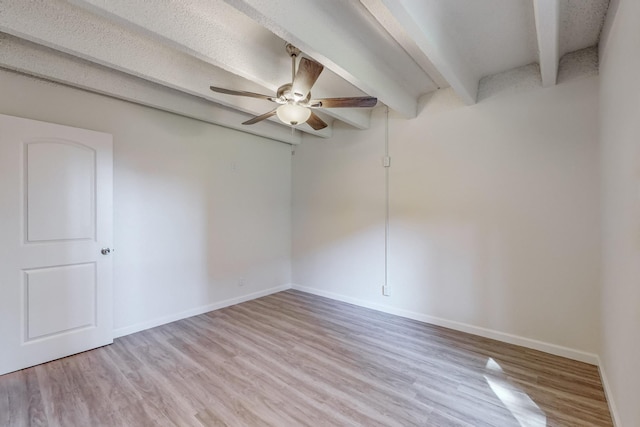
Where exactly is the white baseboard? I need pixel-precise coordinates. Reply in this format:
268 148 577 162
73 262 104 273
291 284 599 365
113 283 293 338
597 358 621 427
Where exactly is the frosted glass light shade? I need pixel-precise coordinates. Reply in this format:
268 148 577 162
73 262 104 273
276 103 311 126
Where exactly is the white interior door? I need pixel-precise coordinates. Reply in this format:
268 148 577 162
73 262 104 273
0 113 113 376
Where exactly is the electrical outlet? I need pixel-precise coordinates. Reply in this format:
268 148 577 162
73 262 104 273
382 284 391 296
238 277 246 287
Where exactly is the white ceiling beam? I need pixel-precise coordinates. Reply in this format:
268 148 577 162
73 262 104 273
69 0 372 130
359 0 448 89
222 0 426 118
0 34 304 144
0 0 331 138
533 0 560 87
374 0 479 105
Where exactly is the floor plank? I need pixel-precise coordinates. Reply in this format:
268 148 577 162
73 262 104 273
0 290 613 426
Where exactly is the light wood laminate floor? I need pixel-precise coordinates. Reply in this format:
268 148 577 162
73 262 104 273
0 290 613 426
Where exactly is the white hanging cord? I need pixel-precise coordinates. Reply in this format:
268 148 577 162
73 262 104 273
384 106 390 289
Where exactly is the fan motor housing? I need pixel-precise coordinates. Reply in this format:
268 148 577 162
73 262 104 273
277 83 310 104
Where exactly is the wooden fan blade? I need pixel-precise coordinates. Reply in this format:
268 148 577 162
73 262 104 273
242 109 277 125
309 96 378 108
291 58 324 99
210 86 276 102
306 112 328 130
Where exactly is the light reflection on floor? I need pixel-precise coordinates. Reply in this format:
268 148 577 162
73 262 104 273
484 358 547 427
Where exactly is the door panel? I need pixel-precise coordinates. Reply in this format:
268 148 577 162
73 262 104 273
26 140 96 242
0 113 113 376
24 262 97 341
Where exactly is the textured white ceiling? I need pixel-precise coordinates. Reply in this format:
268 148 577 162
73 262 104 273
0 0 611 143
559 0 611 56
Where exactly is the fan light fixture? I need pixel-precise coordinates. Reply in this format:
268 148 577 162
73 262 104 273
276 103 311 126
209 43 377 130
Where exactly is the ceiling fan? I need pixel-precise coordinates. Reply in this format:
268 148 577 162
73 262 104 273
210 44 377 130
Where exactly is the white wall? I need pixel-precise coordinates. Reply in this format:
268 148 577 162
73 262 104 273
0 70 292 335
293 76 601 360
599 0 640 424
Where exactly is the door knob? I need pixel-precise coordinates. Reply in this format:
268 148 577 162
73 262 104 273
101 248 111 255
